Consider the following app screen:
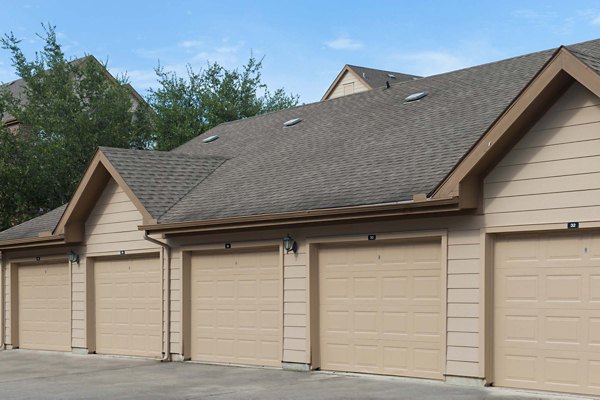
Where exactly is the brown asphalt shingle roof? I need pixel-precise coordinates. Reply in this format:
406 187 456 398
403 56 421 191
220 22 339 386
2 39 600 241
99 147 227 220
347 65 420 88
0 205 67 241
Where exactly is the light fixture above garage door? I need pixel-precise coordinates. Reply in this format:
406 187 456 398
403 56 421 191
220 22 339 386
283 234 297 253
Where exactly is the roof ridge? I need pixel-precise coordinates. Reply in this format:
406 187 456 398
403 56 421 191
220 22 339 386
418 37 600 83
346 64 420 78
100 146 227 160
156 157 229 220
191 42 574 135
567 46 600 58
1 55 98 86
566 37 600 48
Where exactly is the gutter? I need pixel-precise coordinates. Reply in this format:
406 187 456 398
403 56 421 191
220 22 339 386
140 197 461 236
143 232 171 362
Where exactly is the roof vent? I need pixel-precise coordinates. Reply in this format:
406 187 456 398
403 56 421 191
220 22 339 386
283 118 302 127
202 135 219 143
387 73 396 79
404 91 428 103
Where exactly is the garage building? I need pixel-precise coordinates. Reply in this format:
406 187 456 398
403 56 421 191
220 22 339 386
2 40 600 397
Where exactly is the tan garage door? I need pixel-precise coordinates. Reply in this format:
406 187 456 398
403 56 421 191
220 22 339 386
95 255 162 358
494 232 600 396
318 239 444 379
18 262 70 351
191 248 281 367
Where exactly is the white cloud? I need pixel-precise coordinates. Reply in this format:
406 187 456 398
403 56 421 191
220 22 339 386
123 38 250 93
178 39 203 49
512 9 556 21
393 51 470 76
511 8 594 35
190 41 245 67
109 67 159 93
390 40 503 77
324 37 363 50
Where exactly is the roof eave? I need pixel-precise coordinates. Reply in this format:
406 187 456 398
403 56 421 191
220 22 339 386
0 234 65 250
430 46 600 201
140 196 461 236
53 148 157 242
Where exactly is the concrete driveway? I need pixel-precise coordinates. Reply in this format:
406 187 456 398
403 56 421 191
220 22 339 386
0 350 583 400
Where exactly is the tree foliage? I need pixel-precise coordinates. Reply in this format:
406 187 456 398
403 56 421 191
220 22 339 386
148 56 298 150
0 24 298 230
0 24 153 229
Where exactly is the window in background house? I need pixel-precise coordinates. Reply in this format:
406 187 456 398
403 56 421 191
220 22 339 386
343 82 354 96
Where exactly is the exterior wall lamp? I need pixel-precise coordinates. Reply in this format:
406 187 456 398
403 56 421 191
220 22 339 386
68 251 80 264
283 234 298 254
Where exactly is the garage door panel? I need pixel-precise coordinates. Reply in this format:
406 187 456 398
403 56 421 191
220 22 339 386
18 263 71 352
191 249 282 367
495 232 600 396
319 239 443 379
95 256 161 358
413 275 442 301
497 349 600 392
591 275 600 300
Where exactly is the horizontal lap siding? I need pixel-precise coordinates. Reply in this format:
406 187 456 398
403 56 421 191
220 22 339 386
79 179 160 350
328 71 369 99
283 251 308 363
484 83 600 229
446 229 481 377
169 250 182 354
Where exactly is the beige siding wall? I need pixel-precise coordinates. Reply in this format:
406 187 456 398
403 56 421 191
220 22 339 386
483 82 600 228
169 218 482 371
282 251 308 363
327 71 370 99
445 229 481 377
76 179 160 350
169 249 183 354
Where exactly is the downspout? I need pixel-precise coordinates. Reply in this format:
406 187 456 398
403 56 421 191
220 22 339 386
0 252 4 349
143 232 171 362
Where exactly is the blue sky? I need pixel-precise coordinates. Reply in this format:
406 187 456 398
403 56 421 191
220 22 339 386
2 1 600 103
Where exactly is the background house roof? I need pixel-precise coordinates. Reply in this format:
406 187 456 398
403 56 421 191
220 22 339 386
3 38 600 241
0 77 27 123
0 55 147 124
346 65 420 89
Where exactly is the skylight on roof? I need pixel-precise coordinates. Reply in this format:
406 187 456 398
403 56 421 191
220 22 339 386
404 92 428 103
283 118 302 127
202 135 219 143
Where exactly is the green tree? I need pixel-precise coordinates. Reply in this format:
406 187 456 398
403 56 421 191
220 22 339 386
0 24 154 230
148 55 298 151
